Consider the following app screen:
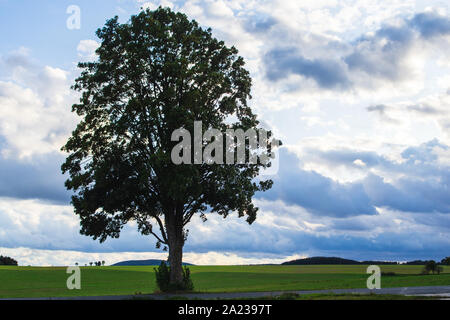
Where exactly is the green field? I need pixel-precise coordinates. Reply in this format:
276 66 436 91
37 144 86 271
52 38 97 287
0 265 449 298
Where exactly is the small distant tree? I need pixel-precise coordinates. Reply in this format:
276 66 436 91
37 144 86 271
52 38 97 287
89 262 93 266
75 262 79 266
423 260 443 275
441 257 450 266
0 255 18 266
102 261 105 266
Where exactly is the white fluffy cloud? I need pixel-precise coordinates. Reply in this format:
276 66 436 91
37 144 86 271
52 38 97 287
0 49 78 158
77 40 100 62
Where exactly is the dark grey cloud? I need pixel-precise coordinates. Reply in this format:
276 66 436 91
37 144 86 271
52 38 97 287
302 139 450 214
400 139 445 163
0 152 70 204
244 16 277 33
264 48 351 89
410 11 450 38
362 173 450 214
407 103 442 115
367 104 388 114
258 148 377 217
366 104 399 123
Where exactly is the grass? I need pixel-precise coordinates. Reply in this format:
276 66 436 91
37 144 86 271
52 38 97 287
0 265 449 299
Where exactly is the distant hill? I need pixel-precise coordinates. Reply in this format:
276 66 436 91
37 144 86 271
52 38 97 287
111 259 194 266
282 257 399 265
282 257 360 265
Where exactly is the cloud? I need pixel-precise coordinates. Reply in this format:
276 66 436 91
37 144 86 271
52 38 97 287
76 40 100 62
0 190 448 264
410 11 450 38
297 139 450 214
407 103 442 115
243 16 277 34
367 104 399 123
264 48 351 89
364 88 450 134
0 49 78 158
261 11 450 92
0 246 304 266
0 152 70 204
259 148 377 217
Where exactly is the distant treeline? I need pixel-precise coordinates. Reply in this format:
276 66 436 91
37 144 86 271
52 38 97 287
282 256 450 265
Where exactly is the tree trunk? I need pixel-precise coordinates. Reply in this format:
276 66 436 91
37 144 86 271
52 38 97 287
166 209 184 287
168 235 183 285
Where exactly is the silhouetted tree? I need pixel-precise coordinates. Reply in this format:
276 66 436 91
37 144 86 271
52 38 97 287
423 260 443 275
441 257 450 266
62 7 277 289
0 255 18 266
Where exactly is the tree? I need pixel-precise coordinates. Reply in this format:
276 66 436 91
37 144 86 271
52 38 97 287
423 260 443 275
0 255 18 266
89 262 93 266
441 257 450 266
102 261 105 266
61 7 277 288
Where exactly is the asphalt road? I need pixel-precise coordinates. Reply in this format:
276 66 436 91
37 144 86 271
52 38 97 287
3 286 450 300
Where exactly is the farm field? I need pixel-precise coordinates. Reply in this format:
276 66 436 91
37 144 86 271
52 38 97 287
0 265 449 299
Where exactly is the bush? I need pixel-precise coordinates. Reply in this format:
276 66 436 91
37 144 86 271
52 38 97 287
155 261 170 292
154 261 194 292
182 266 194 291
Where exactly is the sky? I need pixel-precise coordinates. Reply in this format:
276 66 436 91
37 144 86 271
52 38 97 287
1 0 450 266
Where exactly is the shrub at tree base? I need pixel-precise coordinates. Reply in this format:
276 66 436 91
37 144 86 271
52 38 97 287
154 261 194 292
